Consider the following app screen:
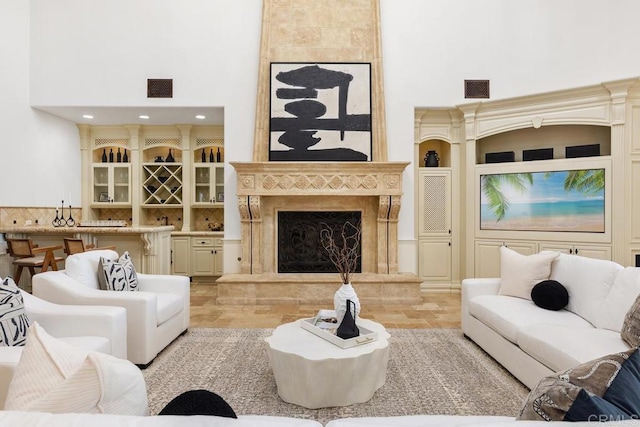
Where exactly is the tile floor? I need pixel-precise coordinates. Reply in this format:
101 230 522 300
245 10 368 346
190 279 461 329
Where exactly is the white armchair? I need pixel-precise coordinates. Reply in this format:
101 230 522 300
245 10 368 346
32 249 190 367
0 290 127 409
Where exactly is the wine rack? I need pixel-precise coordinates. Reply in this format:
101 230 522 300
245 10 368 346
142 163 183 206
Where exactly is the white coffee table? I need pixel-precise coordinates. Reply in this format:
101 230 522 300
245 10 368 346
265 318 390 409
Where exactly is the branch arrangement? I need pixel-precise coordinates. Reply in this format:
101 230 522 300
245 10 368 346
319 220 362 284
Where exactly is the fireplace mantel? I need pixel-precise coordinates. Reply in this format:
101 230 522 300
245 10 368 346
232 161 409 197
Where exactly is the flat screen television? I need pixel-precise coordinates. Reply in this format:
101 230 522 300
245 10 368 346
480 168 605 233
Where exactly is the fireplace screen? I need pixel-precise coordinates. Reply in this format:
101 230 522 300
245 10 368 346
277 211 362 274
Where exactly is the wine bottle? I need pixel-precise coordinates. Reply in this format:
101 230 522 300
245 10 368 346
101 149 108 163
166 149 175 163
209 149 214 163
116 148 122 162
216 147 221 162
109 149 114 163
123 149 129 163
201 148 206 163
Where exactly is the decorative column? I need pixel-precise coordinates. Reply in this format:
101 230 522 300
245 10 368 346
377 196 390 274
248 195 263 274
604 79 635 264
387 195 402 274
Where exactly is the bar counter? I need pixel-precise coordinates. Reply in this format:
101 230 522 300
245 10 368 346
1 225 174 275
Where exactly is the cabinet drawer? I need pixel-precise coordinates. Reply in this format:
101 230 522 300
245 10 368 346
192 238 215 247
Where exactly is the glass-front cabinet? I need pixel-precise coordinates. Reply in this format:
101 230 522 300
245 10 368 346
193 164 224 206
91 164 131 206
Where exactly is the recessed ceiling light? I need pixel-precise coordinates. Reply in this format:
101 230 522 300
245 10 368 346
82 114 94 119
139 115 149 119
195 115 206 120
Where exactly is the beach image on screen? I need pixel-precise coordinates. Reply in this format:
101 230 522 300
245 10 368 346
480 169 605 232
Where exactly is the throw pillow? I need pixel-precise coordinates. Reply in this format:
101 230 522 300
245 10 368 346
98 251 139 291
4 321 148 415
531 280 569 311
564 348 640 421
622 292 640 348
0 277 30 346
158 389 237 418
518 349 635 421
498 247 559 300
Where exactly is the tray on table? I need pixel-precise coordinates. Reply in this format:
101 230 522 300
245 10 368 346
300 309 378 349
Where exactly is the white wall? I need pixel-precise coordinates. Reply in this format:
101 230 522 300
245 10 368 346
5 0 640 244
0 0 78 207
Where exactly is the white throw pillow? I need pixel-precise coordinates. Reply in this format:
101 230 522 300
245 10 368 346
98 251 139 291
4 322 148 415
498 246 559 300
65 249 119 289
0 277 30 346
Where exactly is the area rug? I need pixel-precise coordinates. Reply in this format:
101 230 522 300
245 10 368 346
143 328 529 424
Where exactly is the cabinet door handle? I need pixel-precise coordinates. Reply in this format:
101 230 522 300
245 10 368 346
575 248 579 255
448 229 451 234
569 248 573 254
448 242 451 247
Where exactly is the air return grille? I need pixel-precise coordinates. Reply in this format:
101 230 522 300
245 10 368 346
464 80 490 99
147 79 173 98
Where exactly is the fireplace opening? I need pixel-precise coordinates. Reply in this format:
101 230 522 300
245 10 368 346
277 211 362 274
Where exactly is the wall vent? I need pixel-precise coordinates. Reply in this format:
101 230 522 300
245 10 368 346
464 80 490 99
147 79 173 98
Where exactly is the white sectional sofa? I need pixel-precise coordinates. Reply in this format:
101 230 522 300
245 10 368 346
462 251 639 389
0 412 635 426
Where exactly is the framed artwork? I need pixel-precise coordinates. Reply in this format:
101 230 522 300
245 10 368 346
217 192 224 203
480 168 605 233
269 62 372 162
99 192 109 202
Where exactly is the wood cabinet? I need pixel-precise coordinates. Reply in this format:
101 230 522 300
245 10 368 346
91 164 131 206
171 235 223 277
538 242 611 260
142 162 183 206
417 169 453 286
171 236 190 275
474 240 537 278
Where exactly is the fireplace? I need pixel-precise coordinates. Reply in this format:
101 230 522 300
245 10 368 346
216 162 422 305
277 211 362 274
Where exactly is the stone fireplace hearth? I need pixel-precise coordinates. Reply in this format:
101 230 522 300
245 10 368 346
215 0 421 305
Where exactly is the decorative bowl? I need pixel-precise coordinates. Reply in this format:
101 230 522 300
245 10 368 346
154 156 164 162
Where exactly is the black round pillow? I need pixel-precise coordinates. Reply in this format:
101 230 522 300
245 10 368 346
531 280 569 311
158 389 237 418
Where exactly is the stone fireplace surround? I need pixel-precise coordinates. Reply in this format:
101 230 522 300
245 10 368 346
215 161 421 305
214 0 421 305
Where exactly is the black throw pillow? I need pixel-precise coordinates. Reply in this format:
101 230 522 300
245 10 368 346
158 389 237 418
531 280 569 311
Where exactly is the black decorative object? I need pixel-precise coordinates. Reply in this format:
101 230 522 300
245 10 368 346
101 149 108 163
209 149 214 163
336 299 359 339
485 151 515 163
109 149 114 163
166 149 175 163
201 148 206 163
269 62 372 162
216 147 221 162
123 149 128 163
424 150 439 167
116 148 122 162
523 148 553 161
52 200 74 227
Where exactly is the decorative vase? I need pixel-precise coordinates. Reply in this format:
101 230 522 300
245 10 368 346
333 283 360 325
424 150 439 167
336 299 360 339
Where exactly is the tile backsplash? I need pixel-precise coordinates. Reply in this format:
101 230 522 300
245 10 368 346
0 207 223 231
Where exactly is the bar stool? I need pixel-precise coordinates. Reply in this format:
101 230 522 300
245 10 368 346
6 238 64 286
63 238 116 255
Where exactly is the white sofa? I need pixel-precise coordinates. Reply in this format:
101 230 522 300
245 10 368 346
0 290 127 409
32 249 190 366
462 252 639 389
0 412 635 426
